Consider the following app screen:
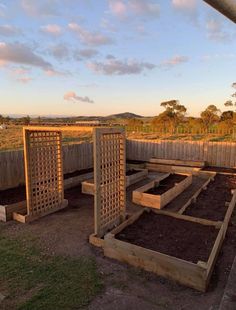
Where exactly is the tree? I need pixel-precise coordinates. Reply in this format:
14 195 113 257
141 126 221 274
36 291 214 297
224 83 236 109
221 110 233 121
22 115 30 125
200 105 220 131
127 118 143 127
151 111 172 132
37 116 42 124
187 117 204 133
159 100 187 133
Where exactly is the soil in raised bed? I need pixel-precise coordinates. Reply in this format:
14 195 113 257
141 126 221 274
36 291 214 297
0 168 95 205
202 166 236 174
126 169 141 176
184 174 236 221
126 159 146 164
145 173 187 195
116 211 218 263
0 185 26 205
64 168 93 179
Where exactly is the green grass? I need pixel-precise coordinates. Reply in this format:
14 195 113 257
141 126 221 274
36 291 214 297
0 234 103 309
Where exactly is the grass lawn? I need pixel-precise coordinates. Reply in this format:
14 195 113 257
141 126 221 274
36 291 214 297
0 125 92 151
0 231 103 309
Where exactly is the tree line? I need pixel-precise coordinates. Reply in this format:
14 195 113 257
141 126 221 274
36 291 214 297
127 83 236 134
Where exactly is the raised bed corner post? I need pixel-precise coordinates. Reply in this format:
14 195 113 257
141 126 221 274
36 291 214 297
93 127 126 238
13 127 68 223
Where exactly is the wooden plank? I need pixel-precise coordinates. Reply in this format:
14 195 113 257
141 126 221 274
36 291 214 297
149 158 205 167
93 127 126 238
23 126 106 132
178 176 214 215
103 209 224 291
13 199 68 223
0 201 27 222
64 172 94 190
133 174 192 210
89 233 105 248
205 225 225 289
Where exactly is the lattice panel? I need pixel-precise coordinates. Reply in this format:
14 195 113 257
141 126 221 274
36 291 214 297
94 128 126 237
24 129 64 217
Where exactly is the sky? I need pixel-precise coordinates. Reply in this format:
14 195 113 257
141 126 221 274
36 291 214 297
0 0 235 117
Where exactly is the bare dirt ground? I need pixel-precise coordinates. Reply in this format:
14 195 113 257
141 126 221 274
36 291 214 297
1 177 236 310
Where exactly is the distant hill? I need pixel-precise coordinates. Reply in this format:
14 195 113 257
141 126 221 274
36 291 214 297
107 112 143 119
6 112 143 120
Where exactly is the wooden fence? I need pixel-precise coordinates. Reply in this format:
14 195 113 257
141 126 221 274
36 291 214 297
0 143 93 190
1 139 236 190
127 139 236 168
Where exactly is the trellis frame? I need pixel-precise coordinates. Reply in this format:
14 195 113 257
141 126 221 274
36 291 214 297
13 126 95 223
93 127 126 238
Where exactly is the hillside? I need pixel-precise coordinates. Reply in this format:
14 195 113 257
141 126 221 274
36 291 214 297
107 112 143 119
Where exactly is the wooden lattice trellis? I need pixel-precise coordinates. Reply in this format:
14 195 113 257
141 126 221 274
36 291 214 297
93 128 126 237
13 128 68 223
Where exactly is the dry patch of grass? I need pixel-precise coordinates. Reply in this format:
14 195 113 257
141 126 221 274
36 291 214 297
127 132 235 142
0 231 102 310
0 126 92 151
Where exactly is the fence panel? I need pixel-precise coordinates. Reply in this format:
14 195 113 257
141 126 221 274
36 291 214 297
126 139 236 168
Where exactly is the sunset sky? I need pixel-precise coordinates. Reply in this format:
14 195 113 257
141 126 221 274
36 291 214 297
0 0 235 117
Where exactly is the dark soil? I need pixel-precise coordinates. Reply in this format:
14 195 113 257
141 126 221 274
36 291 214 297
145 173 187 195
184 174 236 221
126 169 140 176
64 168 93 179
126 159 146 164
0 168 94 205
116 211 218 263
0 185 26 205
202 166 236 174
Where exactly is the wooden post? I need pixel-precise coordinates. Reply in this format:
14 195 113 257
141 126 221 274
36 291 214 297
93 127 126 237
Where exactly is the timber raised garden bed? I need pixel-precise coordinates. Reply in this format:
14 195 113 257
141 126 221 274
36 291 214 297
0 168 94 222
104 209 224 292
146 158 204 175
133 173 192 209
149 158 206 168
182 174 236 232
82 169 148 195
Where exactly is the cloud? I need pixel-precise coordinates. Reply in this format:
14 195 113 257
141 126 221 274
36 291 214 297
109 0 160 19
64 91 94 103
206 17 231 42
160 55 189 69
68 23 113 46
74 48 99 60
44 68 69 77
0 25 21 36
129 0 159 17
172 0 198 24
109 1 127 18
232 83 236 89
49 44 69 60
0 42 52 70
87 56 155 75
21 0 59 17
41 24 62 35
172 0 196 11
9 66 32 83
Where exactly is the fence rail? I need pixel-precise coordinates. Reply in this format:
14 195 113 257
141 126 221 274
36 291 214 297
127 139 236 168
1 139 236 190
0 142 93 191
